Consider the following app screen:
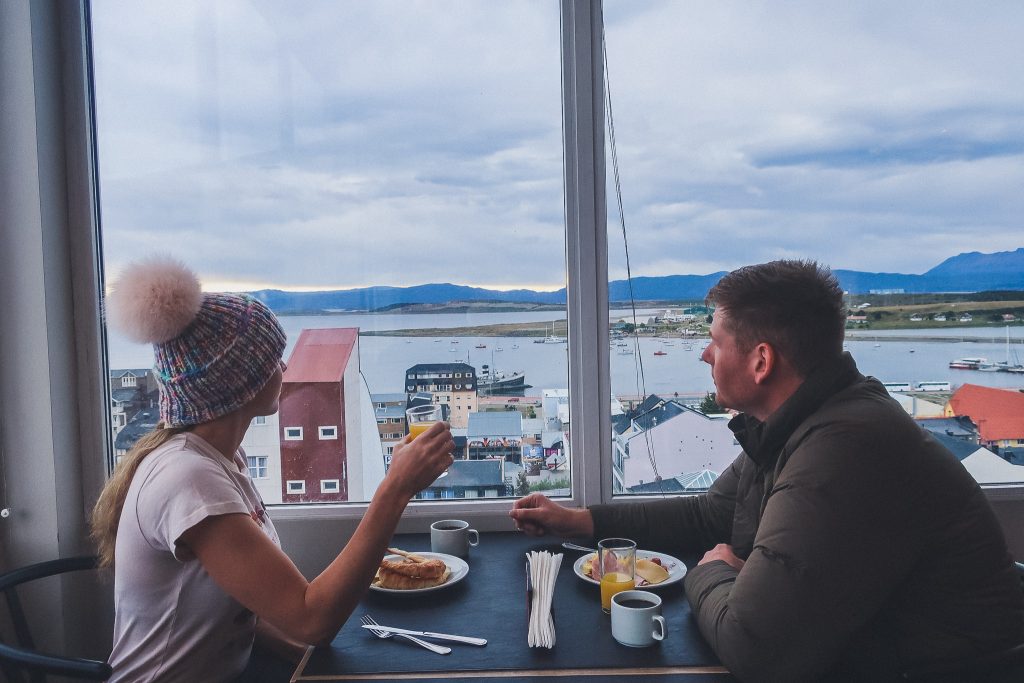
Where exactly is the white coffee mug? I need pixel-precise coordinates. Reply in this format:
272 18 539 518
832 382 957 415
611 590 666 648
430 519 480 558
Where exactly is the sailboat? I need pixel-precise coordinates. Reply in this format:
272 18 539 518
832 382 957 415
993 326 1024 373
537 321 567 344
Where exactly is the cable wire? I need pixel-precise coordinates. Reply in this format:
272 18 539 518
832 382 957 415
602 25 664 495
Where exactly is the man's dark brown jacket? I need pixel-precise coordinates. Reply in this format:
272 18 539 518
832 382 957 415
591 353 1024 681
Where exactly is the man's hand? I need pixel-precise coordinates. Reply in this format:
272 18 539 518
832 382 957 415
508 492 594 538
697 543 745 571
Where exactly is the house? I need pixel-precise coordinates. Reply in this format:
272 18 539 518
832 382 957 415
611 396 738 493
113 408 160 459
916 416 979 444
930 432 1024 485
946 384 1024 455
108 368 158 442
372 392 408 460
627 469 719 494
466 411 523 464
415 459 509 500
279 328 383 503
404 363 478 428
241 412 283 504
890 393 946 418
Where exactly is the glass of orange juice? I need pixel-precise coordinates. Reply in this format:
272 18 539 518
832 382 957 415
406 403 442 440
406 403 448 478
597 538 636 613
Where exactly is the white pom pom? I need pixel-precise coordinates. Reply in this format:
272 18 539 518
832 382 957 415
107 256 204 343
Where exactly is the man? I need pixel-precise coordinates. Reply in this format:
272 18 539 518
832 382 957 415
510 260 1024 681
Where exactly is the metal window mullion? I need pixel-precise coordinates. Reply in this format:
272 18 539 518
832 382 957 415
561 0 609 509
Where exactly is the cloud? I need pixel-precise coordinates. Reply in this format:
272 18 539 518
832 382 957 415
93 0 1024 288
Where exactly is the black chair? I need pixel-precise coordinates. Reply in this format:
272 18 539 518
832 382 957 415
0 555 111 682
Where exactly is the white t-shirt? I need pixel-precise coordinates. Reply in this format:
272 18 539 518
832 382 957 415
107 433 280 683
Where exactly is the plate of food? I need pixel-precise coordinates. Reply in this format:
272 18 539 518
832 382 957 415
573 550 686 589
369 547 469 594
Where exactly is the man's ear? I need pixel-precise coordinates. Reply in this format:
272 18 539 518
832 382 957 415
751 342 776 385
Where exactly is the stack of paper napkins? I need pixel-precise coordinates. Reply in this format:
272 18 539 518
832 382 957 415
526 551 562 648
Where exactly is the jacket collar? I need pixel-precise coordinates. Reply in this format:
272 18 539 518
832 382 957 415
728 352 862 468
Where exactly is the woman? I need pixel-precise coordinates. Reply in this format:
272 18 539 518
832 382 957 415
92 256 454 682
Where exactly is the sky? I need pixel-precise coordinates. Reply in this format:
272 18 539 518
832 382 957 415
91 0 1024 292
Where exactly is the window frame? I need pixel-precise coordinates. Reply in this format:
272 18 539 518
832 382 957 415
318 425 338 440
283 427 303 441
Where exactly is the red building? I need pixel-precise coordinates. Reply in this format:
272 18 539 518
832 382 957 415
279 328 371 502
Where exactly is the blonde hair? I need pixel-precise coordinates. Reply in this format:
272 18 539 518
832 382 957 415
91 423 190 568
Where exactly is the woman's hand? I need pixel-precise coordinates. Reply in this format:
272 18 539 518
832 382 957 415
385 421 455 498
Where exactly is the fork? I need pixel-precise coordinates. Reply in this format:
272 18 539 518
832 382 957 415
360 615 451 655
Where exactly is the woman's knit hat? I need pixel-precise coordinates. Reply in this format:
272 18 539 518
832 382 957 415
106 256 287 427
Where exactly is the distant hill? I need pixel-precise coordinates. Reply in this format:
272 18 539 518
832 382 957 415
250 248 1024 314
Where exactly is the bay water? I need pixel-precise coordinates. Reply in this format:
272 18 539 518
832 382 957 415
107 312 1024 397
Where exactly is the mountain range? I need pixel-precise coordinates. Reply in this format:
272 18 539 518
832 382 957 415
251 248 1024 314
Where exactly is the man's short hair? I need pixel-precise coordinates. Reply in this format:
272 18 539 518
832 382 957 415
706 260 846 377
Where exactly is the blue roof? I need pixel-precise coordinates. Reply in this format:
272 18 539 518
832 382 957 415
930 431 983 462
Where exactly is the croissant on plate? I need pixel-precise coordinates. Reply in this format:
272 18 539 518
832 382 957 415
373 548 451 590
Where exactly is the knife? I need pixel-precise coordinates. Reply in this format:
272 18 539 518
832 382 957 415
359 624 487 646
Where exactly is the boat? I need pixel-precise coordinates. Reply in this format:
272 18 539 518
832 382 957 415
618 348 635 356
990 326 1024 373
448 347 458 353
475 344 486 349
534 322 566 344
477 364 530 395
511 344 519 350
949 357 989 370
653 350 668 356
495 346 504 352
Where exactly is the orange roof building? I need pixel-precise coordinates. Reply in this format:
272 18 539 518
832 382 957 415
945 384 1024 449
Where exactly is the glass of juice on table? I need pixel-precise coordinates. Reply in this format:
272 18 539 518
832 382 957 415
406 404 448 477
597 538 636 613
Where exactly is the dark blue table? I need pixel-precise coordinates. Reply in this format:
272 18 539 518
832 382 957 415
291 532 734 681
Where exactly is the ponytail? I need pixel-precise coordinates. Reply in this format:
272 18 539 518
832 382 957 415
90 424 190 568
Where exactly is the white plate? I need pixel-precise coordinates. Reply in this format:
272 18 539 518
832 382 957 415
572 550 687 589
369 552 469 595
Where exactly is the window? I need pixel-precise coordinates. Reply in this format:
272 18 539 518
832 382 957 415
247 455 269 479
90 0 569 508
286 481 306 494
602 0 1024 492
82 1 1022 527
121 375 136 387
253 416 267 426
321 479 340 493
